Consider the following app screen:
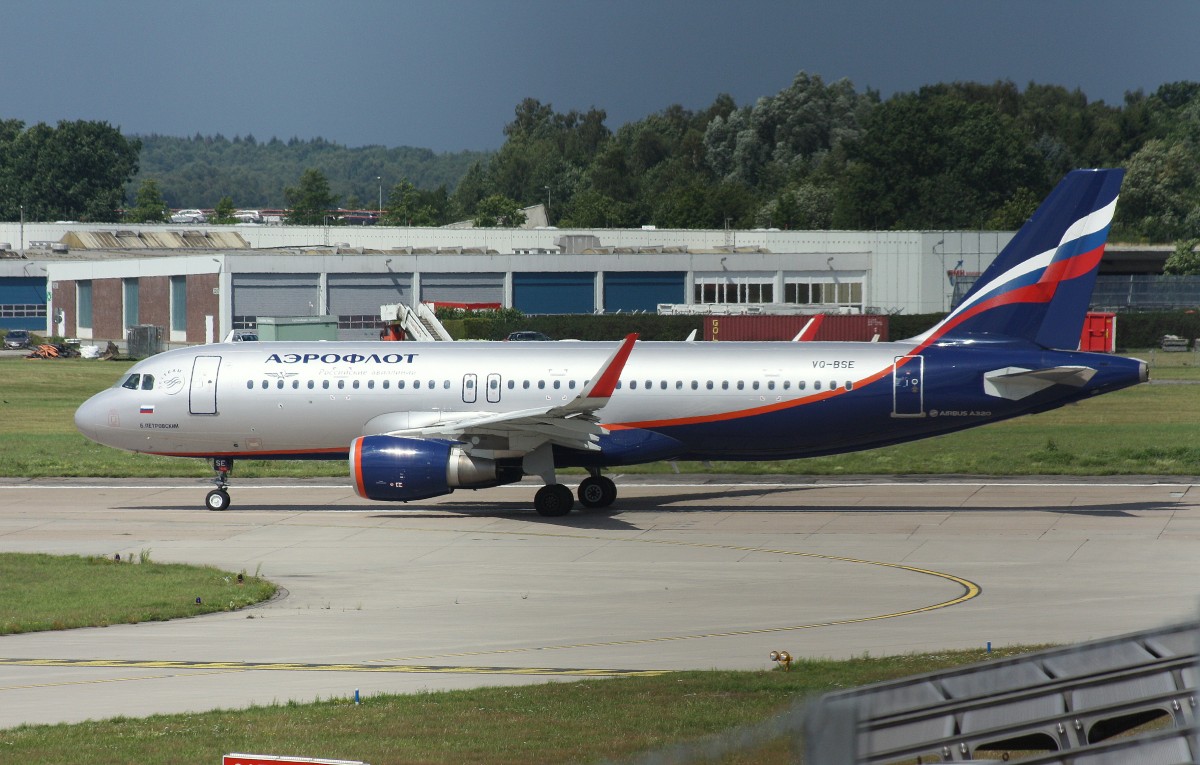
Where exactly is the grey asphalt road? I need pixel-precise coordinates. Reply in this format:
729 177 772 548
0 475 1197 729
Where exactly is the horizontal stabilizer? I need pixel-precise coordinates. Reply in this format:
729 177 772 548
983 366 1096 400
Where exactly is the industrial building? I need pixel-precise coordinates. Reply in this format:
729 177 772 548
0 215 1019 344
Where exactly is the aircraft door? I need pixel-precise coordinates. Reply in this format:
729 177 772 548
462 374 478 404
486 373 502 404
892 355 924 417
189 355 222 415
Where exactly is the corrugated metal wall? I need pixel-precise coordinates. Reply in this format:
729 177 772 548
513 273 595 314
603 271 686 312
420 273 504 304
232 273 320 322
327 273 411 341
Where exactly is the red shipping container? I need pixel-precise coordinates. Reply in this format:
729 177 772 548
704 314 888 342
1079 311 1116 353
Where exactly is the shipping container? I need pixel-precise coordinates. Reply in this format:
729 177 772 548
704 314 889 342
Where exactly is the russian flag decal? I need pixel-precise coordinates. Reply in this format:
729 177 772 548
140 404 155 414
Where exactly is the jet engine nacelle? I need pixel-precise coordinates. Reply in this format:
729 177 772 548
350 435 522 502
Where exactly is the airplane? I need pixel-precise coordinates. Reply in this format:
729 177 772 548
75 169 1146 517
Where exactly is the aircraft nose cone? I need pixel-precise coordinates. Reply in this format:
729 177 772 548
74 395 106 442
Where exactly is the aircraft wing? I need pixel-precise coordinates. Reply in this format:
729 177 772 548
382 334 638 452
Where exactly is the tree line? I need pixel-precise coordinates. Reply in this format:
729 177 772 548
5 74 1200 240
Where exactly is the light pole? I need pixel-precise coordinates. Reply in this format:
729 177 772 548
544 185 551 223
376 177 382 221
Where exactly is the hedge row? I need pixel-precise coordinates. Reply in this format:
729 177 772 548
438 310 1200 349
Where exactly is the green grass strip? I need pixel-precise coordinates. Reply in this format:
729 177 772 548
0 646 1041 764
0 553 276 635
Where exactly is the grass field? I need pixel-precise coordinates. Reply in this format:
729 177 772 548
3 351 1197 478
0 645 1040 764
0 553 276 635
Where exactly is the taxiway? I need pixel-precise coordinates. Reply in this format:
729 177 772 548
0 475 1197 729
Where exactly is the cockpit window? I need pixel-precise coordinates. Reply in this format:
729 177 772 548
119 373 156 391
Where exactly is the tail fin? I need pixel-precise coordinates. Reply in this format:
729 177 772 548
912 168 1124 349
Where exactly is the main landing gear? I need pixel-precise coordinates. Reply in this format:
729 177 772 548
577 474 618 508
532 471 618 517
205 457 233 511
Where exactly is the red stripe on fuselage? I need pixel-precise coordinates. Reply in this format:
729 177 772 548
915 242 1105 351
608 362 898 431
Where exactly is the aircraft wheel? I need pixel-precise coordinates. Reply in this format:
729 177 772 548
534 484 573 517
578 476 617 508
205 489 231 512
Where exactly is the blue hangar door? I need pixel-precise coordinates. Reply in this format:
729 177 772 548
513 273 594 314
603 272 686 312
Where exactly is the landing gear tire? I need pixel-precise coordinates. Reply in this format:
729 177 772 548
578 476 617 508
205 489 231 512
534 484 574 517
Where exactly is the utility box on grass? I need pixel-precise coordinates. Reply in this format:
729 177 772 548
1080 312 1116 353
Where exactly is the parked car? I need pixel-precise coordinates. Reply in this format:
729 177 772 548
505 331 552 341
3 329 30 349
170 209 208 224
233 209 262 224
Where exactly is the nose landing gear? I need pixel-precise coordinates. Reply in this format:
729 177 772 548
205 457 233 511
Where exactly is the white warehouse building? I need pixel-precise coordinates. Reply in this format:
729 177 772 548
0 217 1011 343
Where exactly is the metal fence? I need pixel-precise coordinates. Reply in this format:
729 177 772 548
1092 275 1200 311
